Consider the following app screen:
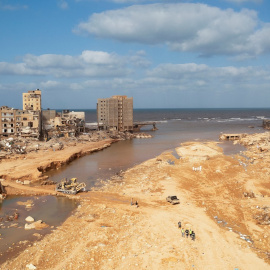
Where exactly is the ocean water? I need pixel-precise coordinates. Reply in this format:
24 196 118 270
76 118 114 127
80 108 270 123
46 108 270 187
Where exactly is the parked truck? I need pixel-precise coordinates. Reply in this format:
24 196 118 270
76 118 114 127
166 195 180 205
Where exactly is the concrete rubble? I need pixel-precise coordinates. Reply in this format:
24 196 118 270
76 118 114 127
0 130 153 160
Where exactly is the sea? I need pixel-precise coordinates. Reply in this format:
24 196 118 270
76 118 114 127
1 108 270 260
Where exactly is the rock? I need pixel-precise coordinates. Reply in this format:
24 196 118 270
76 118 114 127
25 220 49 230
25 223 35 230
26 264 36 270
34 220 49 230
25 216 35 222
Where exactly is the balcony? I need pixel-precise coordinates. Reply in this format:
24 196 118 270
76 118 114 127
1 119 14 122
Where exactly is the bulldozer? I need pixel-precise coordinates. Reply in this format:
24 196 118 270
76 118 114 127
56 177 86 195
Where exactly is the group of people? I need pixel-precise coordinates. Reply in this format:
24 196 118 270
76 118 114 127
130 198 139 207
178 221 196 241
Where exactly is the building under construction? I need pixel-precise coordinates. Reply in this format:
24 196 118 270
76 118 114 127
97 95 133 132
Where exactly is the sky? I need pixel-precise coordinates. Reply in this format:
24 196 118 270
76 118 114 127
0 0 270 109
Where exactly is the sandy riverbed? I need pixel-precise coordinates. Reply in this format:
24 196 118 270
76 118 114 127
0 132 270 269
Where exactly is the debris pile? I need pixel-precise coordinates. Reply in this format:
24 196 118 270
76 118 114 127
133 133 152 139
254 207 270 225
263 119 270 130
0 130 153 160
243 191 256 198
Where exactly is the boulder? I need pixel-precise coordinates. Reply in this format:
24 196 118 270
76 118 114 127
25 216 34 222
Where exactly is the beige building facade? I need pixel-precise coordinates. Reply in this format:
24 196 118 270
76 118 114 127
0 106 41 138
16 110 41 137
23 89 42 111
0 106 16 137
97 95 133 131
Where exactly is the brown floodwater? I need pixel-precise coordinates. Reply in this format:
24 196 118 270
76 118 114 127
0 195 78 263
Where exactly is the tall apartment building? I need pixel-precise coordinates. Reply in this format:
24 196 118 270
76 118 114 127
0 106 16 137
97 95 133 131
23 89 42 111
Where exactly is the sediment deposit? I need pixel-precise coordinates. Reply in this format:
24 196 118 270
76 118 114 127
1 132 270 269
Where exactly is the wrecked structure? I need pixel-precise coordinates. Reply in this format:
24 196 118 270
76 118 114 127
42 109 85 139
97 95 133 132
0 106 41 139
263 120 270 130
0 89 42 139
23 89 42 111
219 133 247 141
1 89 86 140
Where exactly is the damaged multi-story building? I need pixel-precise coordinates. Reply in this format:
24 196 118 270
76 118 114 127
0 106 16 138
23 89 42 111
0 105 41 139
97 95 133 131
1 89 85 140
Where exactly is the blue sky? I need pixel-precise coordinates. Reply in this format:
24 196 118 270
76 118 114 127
0 0 270 109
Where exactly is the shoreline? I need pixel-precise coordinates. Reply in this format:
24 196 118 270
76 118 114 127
1 132 270 269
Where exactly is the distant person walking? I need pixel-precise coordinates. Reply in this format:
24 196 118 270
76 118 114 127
185 229 189 238
178 221 181 229
191 231 195 241
181 228 185 237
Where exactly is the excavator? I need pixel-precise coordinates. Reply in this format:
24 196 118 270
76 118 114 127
55 177 86 195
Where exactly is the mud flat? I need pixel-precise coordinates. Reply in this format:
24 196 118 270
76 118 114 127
0 132 270 269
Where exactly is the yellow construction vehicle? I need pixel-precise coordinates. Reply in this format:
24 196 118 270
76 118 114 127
56 178 86 195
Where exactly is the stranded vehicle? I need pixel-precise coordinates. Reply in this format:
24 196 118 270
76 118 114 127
56 178 86 195
166 195 180 205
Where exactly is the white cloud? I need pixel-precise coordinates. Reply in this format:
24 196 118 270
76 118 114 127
2 62 269 108
0 50 137 78
80 50 118 64
75 3 269 58
225 0 262 3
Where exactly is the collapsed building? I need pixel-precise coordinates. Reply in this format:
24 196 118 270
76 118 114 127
42 109 85 139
